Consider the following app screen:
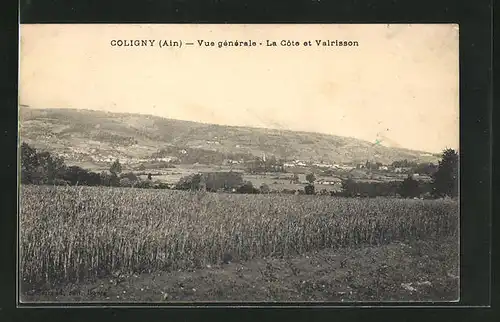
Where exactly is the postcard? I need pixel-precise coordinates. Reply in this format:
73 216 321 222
18 23 459 303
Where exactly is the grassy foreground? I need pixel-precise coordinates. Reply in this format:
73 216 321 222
20 185 458 300
22 236 459 302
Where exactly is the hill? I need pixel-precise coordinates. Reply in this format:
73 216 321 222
19 107 439 166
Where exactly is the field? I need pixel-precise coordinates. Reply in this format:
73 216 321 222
19 185 459 302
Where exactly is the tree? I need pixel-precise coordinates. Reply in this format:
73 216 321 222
108 159 122 186
306 173 316 184
20 143 67 185
109 159 122 176
20 142 39 184
37 151 66 184
432 148 459 198
340 178 357 197
398 175 420 198
237 181 259 194
62 166 101 186
304 184 315 195
392 159 417 168
100 171 113 186
62 166 86 186
147 173 152 180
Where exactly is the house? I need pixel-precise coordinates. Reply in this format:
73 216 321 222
317 180 336 185
222 159 241 165
335 165 355 171
155 157 173 162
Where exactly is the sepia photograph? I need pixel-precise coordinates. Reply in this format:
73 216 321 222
18 24 459 303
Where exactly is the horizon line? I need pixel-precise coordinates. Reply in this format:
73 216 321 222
19 105 455 155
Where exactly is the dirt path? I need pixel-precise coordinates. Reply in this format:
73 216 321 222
21 237 458 303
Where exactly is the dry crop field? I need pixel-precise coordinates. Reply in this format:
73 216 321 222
19 185 459 301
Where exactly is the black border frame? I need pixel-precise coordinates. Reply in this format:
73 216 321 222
2 0 494 320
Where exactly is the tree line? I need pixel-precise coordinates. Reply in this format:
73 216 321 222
333 149 458 198
19 143 261 192
20 142 458 199
20 143 159 188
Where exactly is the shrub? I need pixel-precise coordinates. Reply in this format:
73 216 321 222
175 174 203 191
237 181 260 194
136 180 153 189
121 172 139 182
398 175 420 198
306 173 316 184
119 178 133 187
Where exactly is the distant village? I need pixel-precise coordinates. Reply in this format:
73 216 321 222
57 146 425 178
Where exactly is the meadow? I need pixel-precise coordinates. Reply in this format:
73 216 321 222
20 185 458 294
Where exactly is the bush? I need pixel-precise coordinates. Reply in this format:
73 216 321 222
237 181 260 194
119 178 133 187
136 180 153 189
120 172 139 182
432 149 459 198
398 175 420 198
175 174 203 191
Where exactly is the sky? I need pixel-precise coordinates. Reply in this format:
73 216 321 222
19 24 459 153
